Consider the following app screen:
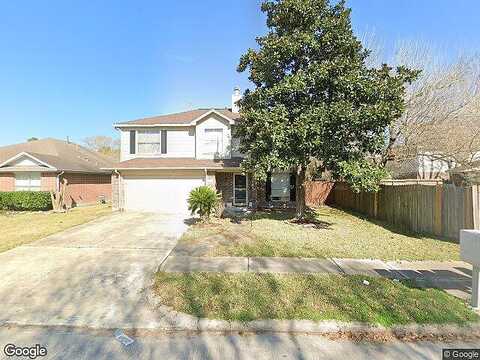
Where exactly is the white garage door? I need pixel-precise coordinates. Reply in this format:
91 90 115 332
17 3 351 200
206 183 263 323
124 175 205 214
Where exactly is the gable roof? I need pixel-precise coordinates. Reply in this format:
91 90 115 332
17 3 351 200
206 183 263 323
114 108 241 127
0 152 57 169
0 138 114 173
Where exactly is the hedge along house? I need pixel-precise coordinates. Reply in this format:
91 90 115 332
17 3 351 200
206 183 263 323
107 88 297 214
0 138 114 207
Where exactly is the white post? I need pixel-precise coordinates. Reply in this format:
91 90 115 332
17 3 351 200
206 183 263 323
473 266 480 309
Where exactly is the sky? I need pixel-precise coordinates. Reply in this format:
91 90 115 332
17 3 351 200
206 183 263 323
0 0 479 146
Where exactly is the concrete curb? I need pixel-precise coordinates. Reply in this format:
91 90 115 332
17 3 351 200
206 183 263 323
141 290 480 339
158 310 480 337
3 316 480 341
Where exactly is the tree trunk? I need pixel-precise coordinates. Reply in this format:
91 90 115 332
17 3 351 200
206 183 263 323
295 166 306 219
50 178 68 212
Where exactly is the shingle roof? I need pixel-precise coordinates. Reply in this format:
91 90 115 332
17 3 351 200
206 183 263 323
116 108 241 126
106 157 243 170
0 138 115 173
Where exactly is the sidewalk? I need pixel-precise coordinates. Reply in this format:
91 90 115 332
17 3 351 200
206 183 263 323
160 256 472 300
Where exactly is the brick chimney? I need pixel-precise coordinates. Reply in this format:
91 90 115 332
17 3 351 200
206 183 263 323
231 86 241 113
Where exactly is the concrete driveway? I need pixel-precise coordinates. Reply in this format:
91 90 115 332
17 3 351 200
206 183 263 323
0 211 187 329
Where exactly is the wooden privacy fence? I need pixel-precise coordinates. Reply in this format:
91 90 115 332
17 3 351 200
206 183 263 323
330 181 480 241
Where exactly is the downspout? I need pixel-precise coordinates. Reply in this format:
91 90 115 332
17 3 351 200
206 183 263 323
204 168 208 186
114 169 121 211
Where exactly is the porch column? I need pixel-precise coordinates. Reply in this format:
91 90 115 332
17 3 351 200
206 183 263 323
205 170 216 188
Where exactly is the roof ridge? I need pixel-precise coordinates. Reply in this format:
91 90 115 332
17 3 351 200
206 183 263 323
117 108 239 126
122 108 208 122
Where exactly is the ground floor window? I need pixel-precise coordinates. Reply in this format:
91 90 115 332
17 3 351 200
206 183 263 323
15 172 41 191
233 174 247 206
271 173 290 202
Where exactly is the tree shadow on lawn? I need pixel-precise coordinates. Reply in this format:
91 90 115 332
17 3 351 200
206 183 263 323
158 273 477 325
330 205 459 245
228 207 335 230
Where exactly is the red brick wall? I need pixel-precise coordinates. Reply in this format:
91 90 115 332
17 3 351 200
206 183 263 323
41 173 57 191
62 173 112 207
0 173 14 191
216 172 234 204
216 172 256 207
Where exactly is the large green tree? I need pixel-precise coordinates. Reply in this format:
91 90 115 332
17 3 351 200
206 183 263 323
236 0 419 218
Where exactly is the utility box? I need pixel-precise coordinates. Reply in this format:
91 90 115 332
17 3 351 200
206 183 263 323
460 230 480 309
460 230 480 267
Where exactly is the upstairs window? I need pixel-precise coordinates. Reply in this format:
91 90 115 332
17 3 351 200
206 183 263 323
137 130 161 154
15 172 41 191
161 130 167 154
129 131 136 154
203 128 223 155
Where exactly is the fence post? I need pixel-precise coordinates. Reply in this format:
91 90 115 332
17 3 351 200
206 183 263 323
434 184 443 236
464 186 478 230
473 185 479 230
373 191 379 219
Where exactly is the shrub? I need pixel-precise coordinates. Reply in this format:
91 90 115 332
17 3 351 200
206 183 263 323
0 191 52 211
187 186 221 221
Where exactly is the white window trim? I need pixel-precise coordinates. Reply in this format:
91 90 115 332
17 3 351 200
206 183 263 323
233 173 248 206
15 172 41 191
203 128 224 156
136 129 161 156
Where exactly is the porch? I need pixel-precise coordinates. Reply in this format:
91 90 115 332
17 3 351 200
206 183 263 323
214 171 296 210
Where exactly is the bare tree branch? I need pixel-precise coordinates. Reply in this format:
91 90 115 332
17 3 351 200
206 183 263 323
366 38 480 172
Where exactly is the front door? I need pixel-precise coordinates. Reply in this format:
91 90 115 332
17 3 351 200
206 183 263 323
233 174 247 206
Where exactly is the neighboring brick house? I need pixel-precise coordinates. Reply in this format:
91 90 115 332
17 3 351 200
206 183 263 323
0 138 114 207
106 88 296 213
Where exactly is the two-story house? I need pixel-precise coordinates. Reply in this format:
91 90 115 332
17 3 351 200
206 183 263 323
108 88 296 214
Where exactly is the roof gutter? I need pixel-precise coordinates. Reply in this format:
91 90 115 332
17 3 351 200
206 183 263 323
114 124 193 129
102 166 241 171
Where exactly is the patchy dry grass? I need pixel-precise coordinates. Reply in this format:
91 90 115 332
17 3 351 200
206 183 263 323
153 272 477 326
0 205 112 253
177 206 459 261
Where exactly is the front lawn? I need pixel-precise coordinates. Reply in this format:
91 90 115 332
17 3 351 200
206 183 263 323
0 204 112 253
177 206 459 261
153 272 477 326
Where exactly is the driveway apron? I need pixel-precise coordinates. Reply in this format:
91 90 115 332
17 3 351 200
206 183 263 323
0 211 186 329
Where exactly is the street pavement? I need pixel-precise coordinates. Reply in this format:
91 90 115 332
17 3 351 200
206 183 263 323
0 325 477 360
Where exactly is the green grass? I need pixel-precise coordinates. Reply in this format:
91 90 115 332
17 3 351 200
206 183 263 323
0 204 112 253
178 206 459 261
153 272 478 326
